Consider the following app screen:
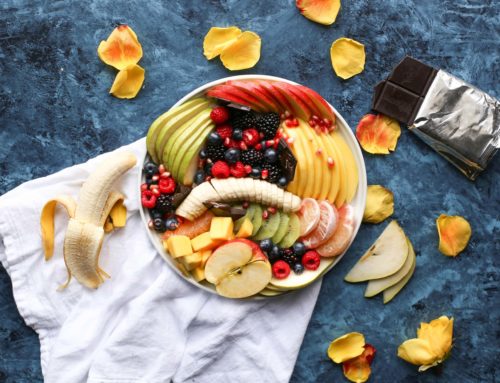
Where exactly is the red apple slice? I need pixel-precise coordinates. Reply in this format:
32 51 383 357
297 198 321 236
296 84 336 124
226 80 277 111
253 81 285 113
302 201 338 248
211 84 265 112
207 87 252 108
272 82 309 120
316 204 355 257
289 85 323 120
257 80 295 115
279 82 316 120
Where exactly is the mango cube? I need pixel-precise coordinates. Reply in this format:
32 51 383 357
191 266 205 282
210 217 234 240
200 250 212 268
191 232 222 252
179 252 202 271
235 218 253 238
165 235 192 258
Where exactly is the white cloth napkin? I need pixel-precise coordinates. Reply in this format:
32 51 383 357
0 138 321 383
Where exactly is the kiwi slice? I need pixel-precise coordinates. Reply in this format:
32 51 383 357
271 212 290 244
278 213 300 248
234 204 255 232
253 211 281 240
250 205 263 236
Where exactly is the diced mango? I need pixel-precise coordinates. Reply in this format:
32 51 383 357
235 218 253 238
210 217 234 240
200 250 212 268
191 232 223 252
191 266 205 282
179 252 202 271
165 235 192 258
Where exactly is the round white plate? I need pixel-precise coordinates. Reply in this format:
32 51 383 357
139 75 367 298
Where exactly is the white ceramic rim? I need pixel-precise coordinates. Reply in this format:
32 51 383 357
138 74 367 298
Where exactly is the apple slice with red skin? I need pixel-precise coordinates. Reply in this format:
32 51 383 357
280 83 320 121
226 80 278 112
207 87 252 109
256 80 295 115
204 238 271 298
253 81 286 113
296 84 336 125
272 82 310 121
208 84 265 112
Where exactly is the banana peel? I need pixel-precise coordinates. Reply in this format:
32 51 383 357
40 151 137 290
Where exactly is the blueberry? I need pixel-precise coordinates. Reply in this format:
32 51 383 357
194 170 205 185
292 242 306 257
293 263 304 275
224 148 241 164
165 217 179 231
207 132 222 146
264 148 278 163
232 128 243 141
153 218 166 232
268 245 281 263
277 176 288 188
149 209 162 220
259 239 273 252
199 149 207 159
144 163 158 176
249 167 261 178
204 162 214 174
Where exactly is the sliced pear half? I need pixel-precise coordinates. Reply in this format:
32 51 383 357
383 240 416 303
344 220 408 282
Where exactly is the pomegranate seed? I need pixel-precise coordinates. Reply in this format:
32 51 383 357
309 119 316 127
239 141 248 150
267 206 277 214
206 158 213 164
150 184 159 191
158 164 166 174
280 113 286 119
286 120 294 127
266 139 275 147
242 201 249 208
274 140 279 149
312 115 320 122
286 137 295 145
244 165 252 174
323 118 329 125
255 143 262 150
316 148 323 156
262 210 269 219
205 176 211 182
152 174 160 182
292 119 299 127
151 188 161 196
259 132 265 139
160 172 171 179
327 157 335 168
176 216 184 225
224 137 231 147
261 169 269 179
284 110 291 118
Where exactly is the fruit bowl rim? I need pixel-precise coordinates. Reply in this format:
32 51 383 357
138 74 367 299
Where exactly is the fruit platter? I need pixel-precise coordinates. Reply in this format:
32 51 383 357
139 75 367 299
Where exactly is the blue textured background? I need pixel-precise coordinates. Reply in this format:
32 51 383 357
0 0 499 382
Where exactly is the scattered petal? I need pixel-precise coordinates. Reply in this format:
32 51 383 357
220 31 261 70
436 215 471 257
330 37 365 79
363 185 394 223
398 316 454 371
98 25 142 70
110 64 145 99
296 0 341 26
327 332 365 363
203 26 243 60
342 344 376 383
356 114 401 154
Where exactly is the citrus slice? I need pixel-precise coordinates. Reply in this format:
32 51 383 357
297 198 321 236
302 201 338 248
162 211 214 240
316 204 354 257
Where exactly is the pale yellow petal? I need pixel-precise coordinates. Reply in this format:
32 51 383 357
203 26 242 59
220 31 261 71
327 332 365 363
436 215 472 257
110 64 145 99
330 37 365 79
363 185 394 223
296 0 341 26
397 338 437 366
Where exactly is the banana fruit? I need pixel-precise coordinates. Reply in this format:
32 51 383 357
40 151 137 289
176 178 301 220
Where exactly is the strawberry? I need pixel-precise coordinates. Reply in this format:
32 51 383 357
242 128 260 146
230 161 246 178
216 124 233 139
211 161 230 178
210 106 229 124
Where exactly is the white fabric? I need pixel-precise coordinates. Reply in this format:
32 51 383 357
0 138 321 383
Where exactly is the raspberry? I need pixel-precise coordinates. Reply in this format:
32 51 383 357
272 260 291 279
210 106 229 124
216 124 233 139
242 128 260 146
230 161 246 178
141 190 157 209
302 250 321 271
159 177 176 194
211 161 230 178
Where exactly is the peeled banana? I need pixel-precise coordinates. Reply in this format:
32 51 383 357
176 178 301 220
40 151 136 289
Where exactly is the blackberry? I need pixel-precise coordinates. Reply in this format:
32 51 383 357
231 111 256 131
241 149 264 166
256 112 280 139
156 194 173 213
206 144 226 161
262 162 282 183
281 248 299 266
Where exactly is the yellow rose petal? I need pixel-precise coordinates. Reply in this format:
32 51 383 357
397 338 437 367
342 344 376 383
356 114 401 154
203 26 243 60
220 31 261 71
296 0 341 26
327 332 365 363
436 215 472 257
418 316 453 359
363 185 394 223
98 25 143 70
330 37 365 79
110 64 145 99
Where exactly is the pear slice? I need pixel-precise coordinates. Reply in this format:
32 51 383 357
364 236 413 297
383 240 416 303
344 220 408 282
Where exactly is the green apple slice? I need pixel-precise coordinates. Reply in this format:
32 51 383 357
272 212 290 244
250 204 263 236
259 288 286 297
383 240 416 303
344 220 408 283
146 98 207 162
278 213 300 248
253 210 281 240
364 237 413 297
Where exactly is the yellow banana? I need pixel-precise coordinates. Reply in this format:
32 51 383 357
40 151 136 289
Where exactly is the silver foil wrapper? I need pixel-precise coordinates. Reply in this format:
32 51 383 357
410 70 499 180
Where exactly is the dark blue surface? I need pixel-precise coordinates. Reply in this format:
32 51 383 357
0 1 499 382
